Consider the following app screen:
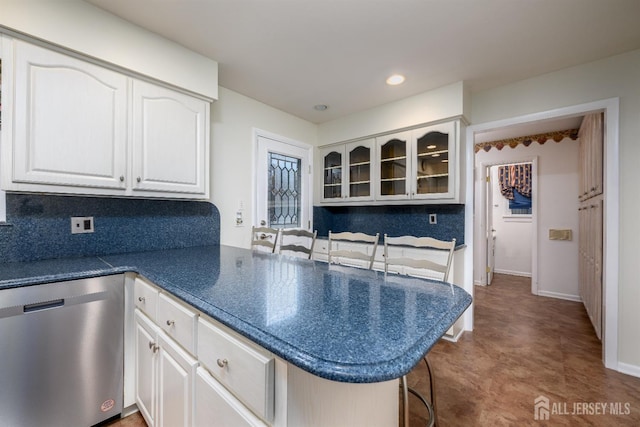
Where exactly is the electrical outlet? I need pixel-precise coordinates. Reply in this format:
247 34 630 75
429 213 438 225
71 216 94 234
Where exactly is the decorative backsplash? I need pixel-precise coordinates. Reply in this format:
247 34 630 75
0 194 220 263
313 204 464 244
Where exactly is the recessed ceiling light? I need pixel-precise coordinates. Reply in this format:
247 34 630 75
314 104 328 111
386 74 405 86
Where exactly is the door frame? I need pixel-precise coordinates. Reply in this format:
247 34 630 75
479 158 539 294
253 128 314 230
464 98 620 370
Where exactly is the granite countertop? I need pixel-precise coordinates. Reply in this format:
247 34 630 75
0 245 471 383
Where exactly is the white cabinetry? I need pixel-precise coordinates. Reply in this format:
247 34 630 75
10 39 128 190
1 37 210 199
376 121 457 202
197 316 275 423
132 80 208 195
319 120 460 205
135 309 198 427
195 367 267 427
320 139 375 203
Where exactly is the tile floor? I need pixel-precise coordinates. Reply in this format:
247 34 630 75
109 273 640 426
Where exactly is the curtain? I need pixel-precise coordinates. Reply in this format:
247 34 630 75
498 164 532 200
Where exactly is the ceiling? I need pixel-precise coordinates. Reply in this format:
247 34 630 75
86 0 640 125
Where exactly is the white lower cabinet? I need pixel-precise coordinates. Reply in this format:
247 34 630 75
131 279 275 427
134 309 197 427
195 367 266 427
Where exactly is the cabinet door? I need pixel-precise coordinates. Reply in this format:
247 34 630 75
194 367 266 427
11 39 127 189
376 131 411 200
320 146 346 201
132 80 209 196
411 122 455 200
346 139 374 201
135 310 159 427
157 331 198 427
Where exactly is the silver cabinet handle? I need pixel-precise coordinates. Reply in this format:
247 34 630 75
119 176 125 182
137 177 141 183
148 341 159 353
138 296 145 302
216 358 228 368
166 320 175 326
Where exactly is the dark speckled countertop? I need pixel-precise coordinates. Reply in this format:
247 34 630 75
0 245 471 383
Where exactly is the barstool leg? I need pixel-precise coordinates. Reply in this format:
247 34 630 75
401 375 410 427
424 356 438 427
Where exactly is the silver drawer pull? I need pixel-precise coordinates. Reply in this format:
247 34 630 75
216 358 228 368
166 320 175 326
148 341 159 353
138 296 145 302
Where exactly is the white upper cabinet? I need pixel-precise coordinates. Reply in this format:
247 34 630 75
376 131 411 201
1 37 211 199
320 120 460 205
410 121 456 200
132 80 208 195
11 39 128 190
320 138 375 203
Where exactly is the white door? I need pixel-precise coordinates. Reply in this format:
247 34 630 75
486 167 495 285
255 132 312 231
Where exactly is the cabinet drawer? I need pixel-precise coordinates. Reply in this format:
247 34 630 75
197 317 274 422
195 367 266 427
134 277 159 321
157 293 198 355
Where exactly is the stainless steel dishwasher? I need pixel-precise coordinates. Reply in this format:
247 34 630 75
0 274 124 427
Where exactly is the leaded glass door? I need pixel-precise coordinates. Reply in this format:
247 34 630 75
256 133 311 234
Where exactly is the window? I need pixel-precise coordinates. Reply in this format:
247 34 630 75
498 163 532 217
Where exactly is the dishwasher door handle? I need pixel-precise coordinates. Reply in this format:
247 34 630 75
23 299 65 313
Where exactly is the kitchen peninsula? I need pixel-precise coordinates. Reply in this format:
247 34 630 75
0 245 471 426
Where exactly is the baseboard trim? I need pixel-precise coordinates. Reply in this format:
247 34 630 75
537 290 582 302
494 269 532 278
618 362 640 379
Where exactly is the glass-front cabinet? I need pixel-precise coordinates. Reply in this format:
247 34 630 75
321 147 344 200
319 120 459 204
412 121 455 199
320 139 374 202
376 122 455 201
377 132 410 200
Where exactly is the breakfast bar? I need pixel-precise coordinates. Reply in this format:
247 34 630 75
0 245 471 426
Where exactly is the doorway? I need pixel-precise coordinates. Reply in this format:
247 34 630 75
254 130 313 231
464 98 620 370
483 160 537 292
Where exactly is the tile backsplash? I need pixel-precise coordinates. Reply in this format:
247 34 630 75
313 204 464 244
0 194 220 263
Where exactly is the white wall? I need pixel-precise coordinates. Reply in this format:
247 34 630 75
471 48 640 372
489 165 532 277
210 87 317 248
475 139 579 300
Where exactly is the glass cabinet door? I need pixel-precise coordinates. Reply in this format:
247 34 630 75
346 139 374 200
322 149 343 200
412 122 455 199
377 132 410 199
